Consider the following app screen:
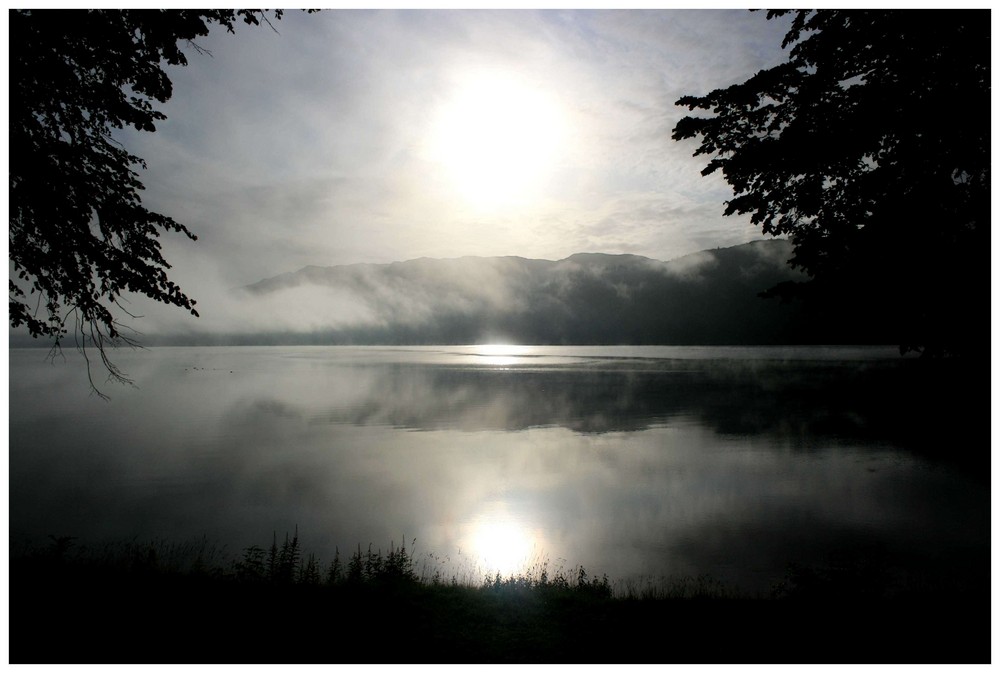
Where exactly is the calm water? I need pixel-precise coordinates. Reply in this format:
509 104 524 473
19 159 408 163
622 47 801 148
8 345 988 593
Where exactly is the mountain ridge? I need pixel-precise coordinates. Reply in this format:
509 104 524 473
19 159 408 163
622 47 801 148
208 239 880 346
10 240 894 347
240 243 780 297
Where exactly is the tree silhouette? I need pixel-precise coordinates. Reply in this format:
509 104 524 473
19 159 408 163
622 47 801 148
9 9 290 395
672 10 989 356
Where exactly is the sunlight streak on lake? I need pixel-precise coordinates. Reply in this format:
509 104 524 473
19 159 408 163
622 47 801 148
471 343 536 367
8 345 987 593
463 503 541 577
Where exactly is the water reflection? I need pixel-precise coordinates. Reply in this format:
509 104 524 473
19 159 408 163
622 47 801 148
8 346 988 593
468 343 535 367
218 349 983 459
463 501 541 577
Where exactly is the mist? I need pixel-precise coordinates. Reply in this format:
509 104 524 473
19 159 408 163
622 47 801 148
27 240 814 347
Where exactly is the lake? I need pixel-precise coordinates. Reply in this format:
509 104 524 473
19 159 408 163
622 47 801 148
8 345 989 595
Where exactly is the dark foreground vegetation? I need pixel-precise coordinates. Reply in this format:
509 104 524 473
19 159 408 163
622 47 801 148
10 532 988 664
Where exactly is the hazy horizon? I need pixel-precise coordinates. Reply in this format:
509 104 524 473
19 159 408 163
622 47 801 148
11 239 807 345
14 9 797 342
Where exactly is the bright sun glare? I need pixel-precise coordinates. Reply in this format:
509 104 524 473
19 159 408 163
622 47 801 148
474 343 531 366
426 71 565 208
468 516 536 577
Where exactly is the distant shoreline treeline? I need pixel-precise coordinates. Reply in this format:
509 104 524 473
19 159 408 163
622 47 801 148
10 241 923 349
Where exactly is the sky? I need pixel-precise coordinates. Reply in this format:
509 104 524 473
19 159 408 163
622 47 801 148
118 9 797 295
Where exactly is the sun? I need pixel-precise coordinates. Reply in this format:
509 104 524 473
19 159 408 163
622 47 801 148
425 70 565 209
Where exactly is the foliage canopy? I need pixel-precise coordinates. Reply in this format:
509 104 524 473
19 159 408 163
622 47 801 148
9 9 287 393
673 10 989 356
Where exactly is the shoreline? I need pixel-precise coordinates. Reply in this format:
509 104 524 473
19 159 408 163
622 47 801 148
10 532 988 664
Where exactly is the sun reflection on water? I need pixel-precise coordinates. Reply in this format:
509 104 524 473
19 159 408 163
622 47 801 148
473 343 533 367
463 505 540 577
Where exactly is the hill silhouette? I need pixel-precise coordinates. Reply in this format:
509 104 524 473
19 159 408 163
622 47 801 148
164 239 887 346
9 240 897 348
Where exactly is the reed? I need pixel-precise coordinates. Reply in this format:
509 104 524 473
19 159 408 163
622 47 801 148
9 529 988 663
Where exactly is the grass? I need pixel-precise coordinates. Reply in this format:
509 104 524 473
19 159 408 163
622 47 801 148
9 531 989 664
